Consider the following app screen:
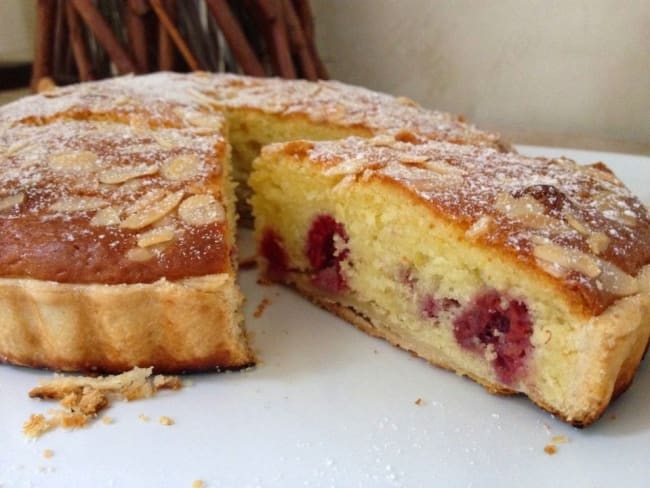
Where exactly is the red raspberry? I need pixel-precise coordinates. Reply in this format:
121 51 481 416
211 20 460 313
305 215 349 292
260 229 289 281
453 290 532 384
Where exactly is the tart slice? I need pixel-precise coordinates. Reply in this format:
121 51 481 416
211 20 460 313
0 117 252 373
250 135 650 426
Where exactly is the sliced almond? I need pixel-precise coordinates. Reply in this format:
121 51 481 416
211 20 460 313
178 194 224 226
0 193 25 211
50 196 108 213
566 214 589 234
137 227 176 248
495 193 557 229
125 189 166 215
161 155 202 181
399 154 429 165
466 215 493 239
126 247 154 262
323 158 369 176
49 151 98 172
597 261 639 296
121 190 184 230
6 140 33 156
186 114 223 130
396 96 418 107
587 232 610 254
99 165 158 185
533 240 601 278
90 207 121 227
188 88 218 108
424 159 464 175
151 132 175 149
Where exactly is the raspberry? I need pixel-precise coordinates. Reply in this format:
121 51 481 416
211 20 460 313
453 290 532 384
305 214 349 292
260 229 289 280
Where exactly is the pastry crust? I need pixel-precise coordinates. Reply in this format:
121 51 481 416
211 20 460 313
0 274 252 373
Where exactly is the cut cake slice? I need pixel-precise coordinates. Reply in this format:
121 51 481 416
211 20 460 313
250 135 650 426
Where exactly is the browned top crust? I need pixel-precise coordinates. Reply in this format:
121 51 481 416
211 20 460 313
200 73 507 150
274 136 650 315
0 119 230 284
0 72 506 150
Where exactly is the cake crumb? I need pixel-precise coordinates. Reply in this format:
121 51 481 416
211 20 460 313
159 416 175 426
253 298 271 318
550 435 569 444
42 449 54 459
138 414 151 422
414 398 424 406
192 480 205 488
544 444 557 455
102 416 113 425
23 414 54 438
24 367 182 437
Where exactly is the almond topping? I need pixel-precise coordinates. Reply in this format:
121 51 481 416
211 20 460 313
597 261 639 296
126 247 154 262
323 158 369 176
161 155 202 181
121 190 184 230
49 151 98 172
533 240 601 278
587 232 610 254
186 114 223 130
178 194 224 226
90 207 121 227
495 193 557 229
99 165 158 184
151 132 175 149
566 214 589 234
0 193 25 211
137 227 175 248
466 215 493 239
6 140 33 156
50 196 108 213
396 96 418 107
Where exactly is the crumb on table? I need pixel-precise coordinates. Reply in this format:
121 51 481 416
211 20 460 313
159 416 175 426
253 297 271 318
192 480 205 488
414 398 424 406
24 367 182 438
544 444 557 455
43 449 54 459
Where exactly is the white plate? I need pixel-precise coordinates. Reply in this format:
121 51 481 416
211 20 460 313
1 146 649 488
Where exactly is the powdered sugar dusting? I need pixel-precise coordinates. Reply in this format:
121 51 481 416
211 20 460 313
199 73 506 150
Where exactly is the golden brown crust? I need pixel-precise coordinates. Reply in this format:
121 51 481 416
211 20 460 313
0 275 253 373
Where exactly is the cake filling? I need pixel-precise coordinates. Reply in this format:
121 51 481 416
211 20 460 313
453 290 533 384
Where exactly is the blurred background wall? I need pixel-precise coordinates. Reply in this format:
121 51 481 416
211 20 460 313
311 0 650 153
0 1 647 152
0 0 35 63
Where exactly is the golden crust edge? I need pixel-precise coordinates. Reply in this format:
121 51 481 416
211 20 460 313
0 274 254 374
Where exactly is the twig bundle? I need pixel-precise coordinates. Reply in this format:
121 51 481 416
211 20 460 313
31 0 328 90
